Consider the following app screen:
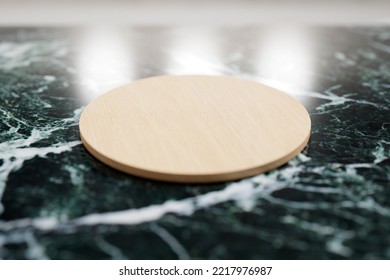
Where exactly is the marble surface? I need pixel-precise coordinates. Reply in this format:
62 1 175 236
0 26 389 259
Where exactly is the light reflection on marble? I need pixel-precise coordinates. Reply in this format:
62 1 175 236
166 28 225 76
75 27 135 102
255 27 315 92
0 26 389 259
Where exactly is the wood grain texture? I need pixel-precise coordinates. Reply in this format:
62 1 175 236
79 75 311 183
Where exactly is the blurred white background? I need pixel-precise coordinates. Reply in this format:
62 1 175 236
0 0 389 26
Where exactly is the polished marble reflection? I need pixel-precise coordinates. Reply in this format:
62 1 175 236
72 26 319 104
75 27 134 102
255 27 316 92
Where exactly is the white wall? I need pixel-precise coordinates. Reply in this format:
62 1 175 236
0 0 389 26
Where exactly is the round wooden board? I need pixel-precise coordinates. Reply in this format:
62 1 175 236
79 75 311 183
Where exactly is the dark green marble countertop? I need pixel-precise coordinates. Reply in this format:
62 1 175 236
0 26 389 259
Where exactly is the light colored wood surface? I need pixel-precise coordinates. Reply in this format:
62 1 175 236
79 75 311 183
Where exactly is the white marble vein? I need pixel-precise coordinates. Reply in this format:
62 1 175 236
0 152 388 258
150 223 190 260
0 159 304 235
0 108 83 214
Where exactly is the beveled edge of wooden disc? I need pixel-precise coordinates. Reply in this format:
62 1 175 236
79 75 311 184
80 131 310 183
